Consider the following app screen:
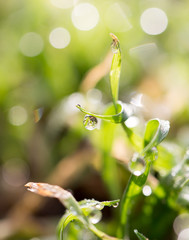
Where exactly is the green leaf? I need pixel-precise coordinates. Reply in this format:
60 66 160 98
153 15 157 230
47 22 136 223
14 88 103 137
57 212 81 240
143 118 170 153
79 199 120 210
76 101 128 123
134 229 149 240
118 150 156 238
109 33 121 109
57 199 120 240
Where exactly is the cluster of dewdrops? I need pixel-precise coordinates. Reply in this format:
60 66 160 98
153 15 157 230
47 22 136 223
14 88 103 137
19 0 168 57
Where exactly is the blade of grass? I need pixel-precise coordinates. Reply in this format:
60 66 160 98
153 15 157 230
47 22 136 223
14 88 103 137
134 229 149 240
109 33 121 111
76 101 128 123
25 182 121 240
117 152 154 238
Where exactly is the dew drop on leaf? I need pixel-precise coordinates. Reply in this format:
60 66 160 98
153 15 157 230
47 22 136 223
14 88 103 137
83 115 98 130
111 44 119 54
89 209 102 224
128 153 146 176
112 202 119 208
95 203 102 210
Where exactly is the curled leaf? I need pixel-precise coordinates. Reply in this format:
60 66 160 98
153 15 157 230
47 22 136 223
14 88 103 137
25 182 83 216
25 182 71 200
76 101 128 124
143 118 170 153
57 212 81 240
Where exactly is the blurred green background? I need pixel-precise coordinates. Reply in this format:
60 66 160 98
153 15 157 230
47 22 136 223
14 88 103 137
1 0 189 239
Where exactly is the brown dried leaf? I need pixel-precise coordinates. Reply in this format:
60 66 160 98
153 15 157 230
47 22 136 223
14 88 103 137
25 182 71 200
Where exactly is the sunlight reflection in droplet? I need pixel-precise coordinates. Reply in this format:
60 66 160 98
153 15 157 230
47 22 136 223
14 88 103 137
173 214 189 235
8 106 28 126
49 27 71 49
125 116 139 128
105 3 132 32
140 8 168 35
71 3 99 31
19 32 44 57
142 185 152 196
2 159 30 187
50 0 76 9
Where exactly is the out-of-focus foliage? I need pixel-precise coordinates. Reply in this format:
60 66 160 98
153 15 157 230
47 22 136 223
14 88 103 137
1 0 189 240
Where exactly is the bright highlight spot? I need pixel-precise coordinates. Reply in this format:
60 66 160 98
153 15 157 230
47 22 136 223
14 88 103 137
140 8 168 35
130 93 143 107
173 214 189 235
8 106 28 126
19 32 44 57
125 116 139 128
50 0 75 9
71 3 99 31
142 185 152 196
178 228 189 240
105 3 132 32
49 27 71 49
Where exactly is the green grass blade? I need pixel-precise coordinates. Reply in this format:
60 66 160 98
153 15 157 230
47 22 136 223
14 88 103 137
110 33 121 109
134 229 149 240
76 101 128 123
117 150 156 238
57 213 80 240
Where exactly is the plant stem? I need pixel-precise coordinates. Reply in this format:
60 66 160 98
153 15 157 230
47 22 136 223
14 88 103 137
117 150 153 239
89 224 121 240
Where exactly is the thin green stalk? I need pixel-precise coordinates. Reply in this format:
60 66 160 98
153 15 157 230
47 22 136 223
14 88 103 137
117 159 153 238
89 224 121 240
109 33 121 112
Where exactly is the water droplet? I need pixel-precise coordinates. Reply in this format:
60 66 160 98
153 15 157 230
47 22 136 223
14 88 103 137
83 115 98 130
128 153 146 176
95 203 102 210
89 209 102 224
147 147 158 161
112 202 119 208
111 44 119 54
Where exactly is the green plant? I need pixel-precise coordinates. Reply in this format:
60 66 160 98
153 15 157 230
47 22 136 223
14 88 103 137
25 34 189 240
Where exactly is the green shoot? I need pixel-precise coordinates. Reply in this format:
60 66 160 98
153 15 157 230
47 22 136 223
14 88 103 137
25 182 121 240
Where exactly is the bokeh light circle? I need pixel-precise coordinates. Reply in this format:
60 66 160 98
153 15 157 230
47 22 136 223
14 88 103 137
173 214 189 235
142 185 152 196
49 27 71 49
8 106 28 126
71 3 99 31
19 32 44 57
140 8 168 35
178 228 189 240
